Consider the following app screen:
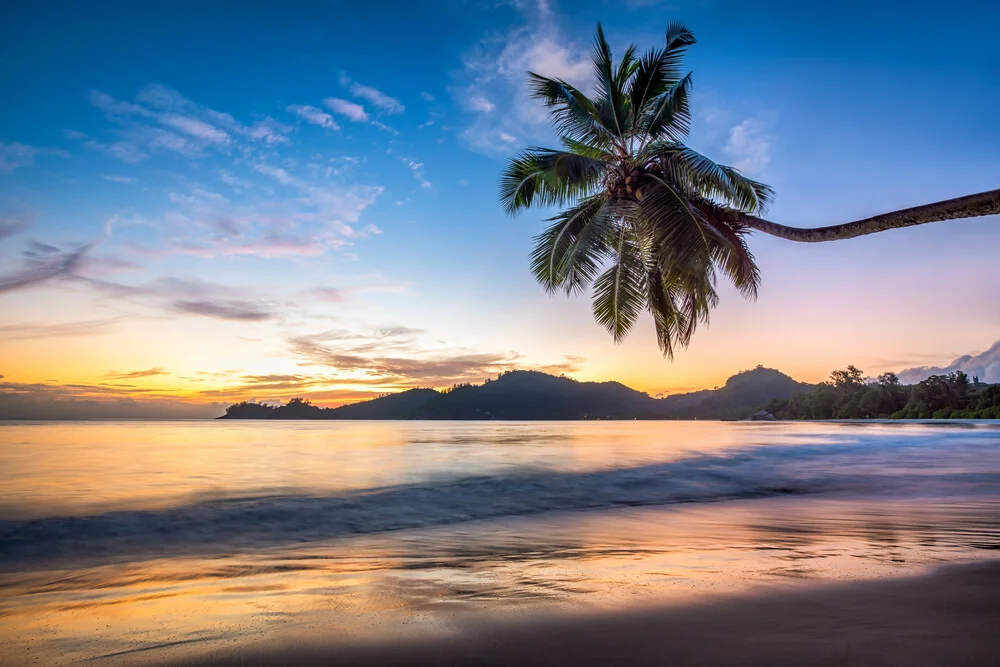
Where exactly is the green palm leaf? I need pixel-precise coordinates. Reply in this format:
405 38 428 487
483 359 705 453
503 20 769 357
501 20 996 357
591 223 646 341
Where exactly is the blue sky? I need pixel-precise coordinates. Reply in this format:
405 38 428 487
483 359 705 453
1 0 998 416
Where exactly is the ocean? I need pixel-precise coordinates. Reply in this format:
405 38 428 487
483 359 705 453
1 420 999 665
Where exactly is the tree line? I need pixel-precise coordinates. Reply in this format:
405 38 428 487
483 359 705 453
765 366 1000 420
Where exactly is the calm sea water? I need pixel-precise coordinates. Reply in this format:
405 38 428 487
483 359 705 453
1 420 999 665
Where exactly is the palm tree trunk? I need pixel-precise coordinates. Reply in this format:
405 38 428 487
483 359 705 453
734 189 1000 242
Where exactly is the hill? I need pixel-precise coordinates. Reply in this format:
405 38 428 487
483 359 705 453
670 366 813 420
219 366 810 420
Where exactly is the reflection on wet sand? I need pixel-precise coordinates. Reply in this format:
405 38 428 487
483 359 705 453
2 495 998 666
3 420 999 665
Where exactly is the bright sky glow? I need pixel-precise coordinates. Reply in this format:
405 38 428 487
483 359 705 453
1 0 998 416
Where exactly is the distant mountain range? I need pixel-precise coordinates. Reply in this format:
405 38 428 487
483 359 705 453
219 366 812 421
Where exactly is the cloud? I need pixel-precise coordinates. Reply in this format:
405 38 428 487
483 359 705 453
307 287 345 303
287 104 340 130
102 175 136 184
0 142 38 174
453 6 591 155
371 121 399 136
138 160 383 259
160 113 231 144
0 380 222 419
401 158 431 188
339 72 404 114
105 367 168 380
77 275 279 323
0 212 32 240
285 326 575 389
465 94 496 113
340 72 405 114
301 282 406 305
217 169 252 191
83 84 292 162
896 339 1000 384
324 98 369 123
247 118 292 144
0 242 90 293
725 118 772 174
171 299 274 321
290 327 519 387
0 317 122 340
420 91 435 102
63 84 382 262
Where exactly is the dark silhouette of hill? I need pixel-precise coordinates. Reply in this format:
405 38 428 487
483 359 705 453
333 388 439 419
412 371 664 420
671 366 813 420
220 366 810 420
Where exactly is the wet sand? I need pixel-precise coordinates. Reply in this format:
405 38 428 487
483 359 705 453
167 559 1000 667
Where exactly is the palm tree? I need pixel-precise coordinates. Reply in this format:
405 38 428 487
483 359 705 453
500 23 999 357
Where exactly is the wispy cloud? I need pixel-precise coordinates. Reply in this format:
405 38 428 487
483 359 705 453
725 118 772 174
81 84 291 163
401 158 431 188
453 6 591 155
116 158 384 259
285 324 577 390
171 299 274 321
0 380 222 419
159 113 231 144
420 91 435 102
339 72 404 114
289 327 517 388
0 242 91 294
105 367 168 380
78 275 279 323
0 317 123 341
287 104 340 130
371 121 399 136
102 175 136 184
0 212 33 240
464 94 496 113
324 98 369 123
0 142 38 174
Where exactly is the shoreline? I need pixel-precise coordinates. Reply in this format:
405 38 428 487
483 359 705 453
163 559 1000 667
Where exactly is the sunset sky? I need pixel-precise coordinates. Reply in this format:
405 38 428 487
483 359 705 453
1 0 998 417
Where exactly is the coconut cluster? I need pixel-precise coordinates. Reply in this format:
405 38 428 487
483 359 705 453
605 164 656 201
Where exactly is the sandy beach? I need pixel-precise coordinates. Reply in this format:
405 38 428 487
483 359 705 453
165 559 1000 667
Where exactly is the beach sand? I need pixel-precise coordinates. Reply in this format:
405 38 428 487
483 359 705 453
165 559 1000 667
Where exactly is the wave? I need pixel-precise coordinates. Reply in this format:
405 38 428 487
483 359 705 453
3 432 1000 568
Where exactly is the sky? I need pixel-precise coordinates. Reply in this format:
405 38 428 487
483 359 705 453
1 0 998 418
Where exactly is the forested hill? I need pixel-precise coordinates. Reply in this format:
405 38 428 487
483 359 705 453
219 366 809 420
765 366 1000 419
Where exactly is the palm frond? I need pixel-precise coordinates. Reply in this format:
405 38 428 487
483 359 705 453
591 223 646 341
700 210 760 298
639 73 692 142
500 148 610 214
644 141 773 213
627 47 668 132
662 22 696 84
527 73 614 146
529 194 613 293
591 24 629 142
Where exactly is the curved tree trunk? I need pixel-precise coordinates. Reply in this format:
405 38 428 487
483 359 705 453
734 189 1000 242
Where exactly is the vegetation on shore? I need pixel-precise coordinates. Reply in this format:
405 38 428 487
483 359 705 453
221 366 999 421
765 367 1000 420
